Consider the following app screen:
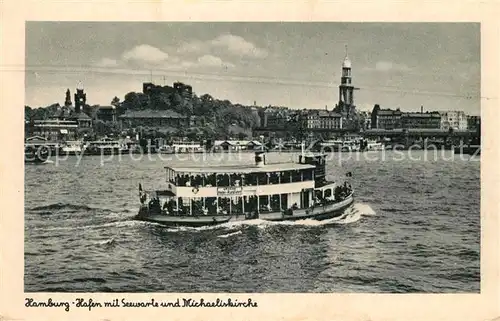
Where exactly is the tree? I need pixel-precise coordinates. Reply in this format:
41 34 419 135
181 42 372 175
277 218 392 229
111 96 120 107
237 132 248 140
25 106 32 121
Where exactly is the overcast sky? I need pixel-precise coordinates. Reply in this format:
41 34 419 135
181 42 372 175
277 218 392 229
25 22 480 115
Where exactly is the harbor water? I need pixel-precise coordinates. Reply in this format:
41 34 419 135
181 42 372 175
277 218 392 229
24 151 480 292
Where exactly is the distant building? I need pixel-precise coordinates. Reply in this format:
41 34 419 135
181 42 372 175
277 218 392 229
266 112 288 129
358 111 371 130
173 82 193 99
96 105 117 122
467 115 481 131
49 105 73 120
439 111 468 130
74 86 86 114
371 106 402 129
29 119 79 141
69 111 92 128
300 109 343 130
401 112 441 129
371 105 441 130
259 107 291 128
119 109 189 128
143 82 158 95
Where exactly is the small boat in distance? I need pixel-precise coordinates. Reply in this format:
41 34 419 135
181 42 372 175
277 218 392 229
25 145 50 164
24 136 56 164
85 138 121 155
60 140 85 155
136 151 354 227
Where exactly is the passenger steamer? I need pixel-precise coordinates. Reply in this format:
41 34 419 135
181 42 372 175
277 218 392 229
136 151 354 227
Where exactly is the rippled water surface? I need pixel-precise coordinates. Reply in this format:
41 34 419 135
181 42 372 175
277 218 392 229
25 151 480 292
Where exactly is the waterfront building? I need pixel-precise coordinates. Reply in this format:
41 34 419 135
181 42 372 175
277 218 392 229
29 119 79 141
371 106 402 129
119 109 189 128
300 109 343 130
440 111 468 130
467 115 481 131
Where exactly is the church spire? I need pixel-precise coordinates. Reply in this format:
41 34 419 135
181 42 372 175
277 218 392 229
342 44 351 69
338 45 354 107
64 88 72 107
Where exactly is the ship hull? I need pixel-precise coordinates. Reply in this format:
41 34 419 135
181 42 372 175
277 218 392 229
135 193 354 227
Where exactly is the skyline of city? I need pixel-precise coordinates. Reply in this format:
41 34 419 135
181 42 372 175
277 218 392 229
25 22 480 115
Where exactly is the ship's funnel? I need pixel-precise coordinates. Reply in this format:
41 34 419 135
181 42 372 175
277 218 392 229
254 151 266 167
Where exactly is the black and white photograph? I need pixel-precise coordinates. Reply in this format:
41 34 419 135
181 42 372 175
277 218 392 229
22 21 482 294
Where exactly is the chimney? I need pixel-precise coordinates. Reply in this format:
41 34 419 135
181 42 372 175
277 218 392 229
254 151 265 167
421 105 423 113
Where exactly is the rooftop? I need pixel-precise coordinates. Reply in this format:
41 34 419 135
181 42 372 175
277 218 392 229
378 109 402 116
166 162 315 174
402 112 441 118
69 112 92 120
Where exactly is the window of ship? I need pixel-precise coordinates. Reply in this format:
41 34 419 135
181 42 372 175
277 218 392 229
270 195 280 211
303 169 313 180
280 194 288 209
259 195 270 210
244 195 258 213
281 171 291 183
231 197 243 214
269 172 279 184
205 197 217 213
191 174 203 187
245 173 258 186
257 172 267 185
291 170 302 182
218 197 230 214
205 173 216 186
217 173 230 187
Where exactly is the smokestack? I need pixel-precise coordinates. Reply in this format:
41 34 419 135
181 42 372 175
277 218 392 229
421 105 423 113
254 151 265 167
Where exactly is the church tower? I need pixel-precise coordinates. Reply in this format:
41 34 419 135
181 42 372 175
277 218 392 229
74 81 86 113
338 45 355 108
64 88 72 107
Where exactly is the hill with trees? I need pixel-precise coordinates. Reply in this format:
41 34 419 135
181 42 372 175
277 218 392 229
25 82 262 140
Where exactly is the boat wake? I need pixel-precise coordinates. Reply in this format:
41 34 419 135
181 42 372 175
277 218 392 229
217 231 243 238
165 203 376 234
32 218 158 233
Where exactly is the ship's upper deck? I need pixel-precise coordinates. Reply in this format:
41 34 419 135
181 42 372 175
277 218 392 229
165 162 315 174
